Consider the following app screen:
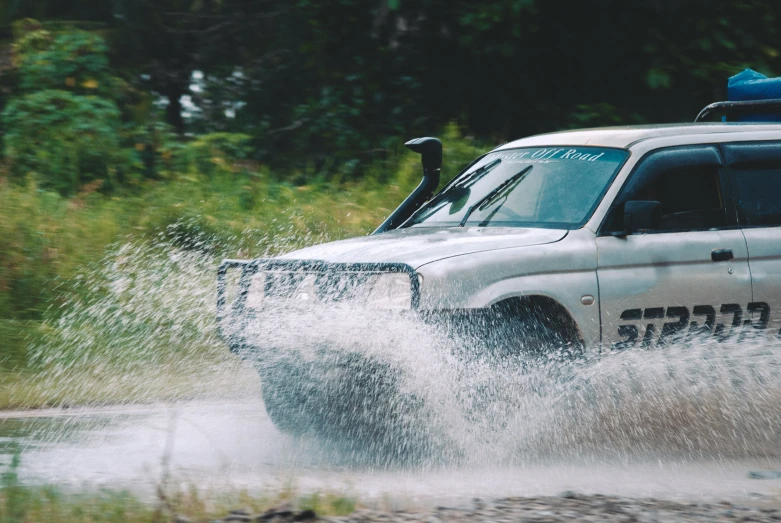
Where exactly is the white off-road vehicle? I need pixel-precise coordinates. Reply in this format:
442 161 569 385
218 100 781 450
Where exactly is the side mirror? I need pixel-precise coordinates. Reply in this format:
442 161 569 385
623 200 661 234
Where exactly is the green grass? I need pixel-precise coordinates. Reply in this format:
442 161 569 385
0 481 357 523
0 125 489 409
0 361 260 410
0 487 358 522
0 447 358 523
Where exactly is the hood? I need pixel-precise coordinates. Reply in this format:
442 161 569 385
278 227 568 268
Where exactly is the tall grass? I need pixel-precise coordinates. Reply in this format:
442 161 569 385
0 125 488 406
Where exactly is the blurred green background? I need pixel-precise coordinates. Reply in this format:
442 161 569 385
1 0 781 392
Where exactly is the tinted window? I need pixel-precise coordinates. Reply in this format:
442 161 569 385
730 169 781 226
603 153 727 234
634 165 726 231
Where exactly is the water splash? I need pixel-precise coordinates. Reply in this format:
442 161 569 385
21 221 781 469
242 303 781 466
507 340 781 463
21 220 333 407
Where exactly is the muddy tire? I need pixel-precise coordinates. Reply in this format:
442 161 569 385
259 361 312 435
257 350 442 463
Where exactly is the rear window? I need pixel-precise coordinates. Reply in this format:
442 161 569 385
730 169 781 226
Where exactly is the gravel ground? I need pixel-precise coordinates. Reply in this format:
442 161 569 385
216 493 781 523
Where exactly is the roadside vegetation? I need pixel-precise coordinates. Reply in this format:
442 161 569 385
0 123 487 409
0 20 488 408
0 449 356 523
0 487 355 523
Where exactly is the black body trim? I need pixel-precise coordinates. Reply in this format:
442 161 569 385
695 99 781 122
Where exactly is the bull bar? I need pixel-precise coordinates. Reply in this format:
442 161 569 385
217 258 422 343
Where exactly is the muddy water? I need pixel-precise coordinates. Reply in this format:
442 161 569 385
1 399 781 507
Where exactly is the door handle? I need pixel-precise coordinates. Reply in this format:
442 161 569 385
711 248 734 262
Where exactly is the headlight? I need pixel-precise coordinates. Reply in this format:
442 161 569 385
364 273 412 310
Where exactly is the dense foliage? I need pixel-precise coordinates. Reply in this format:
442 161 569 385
1 24 123 193
3 90 122 193
3 1 781 172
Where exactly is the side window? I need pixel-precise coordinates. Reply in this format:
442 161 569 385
729 169 781 226
723 142 781 227
634 164 726 231
601 146 728 234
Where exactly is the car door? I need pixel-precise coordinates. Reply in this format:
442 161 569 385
723 142 781 339
597 145 753 350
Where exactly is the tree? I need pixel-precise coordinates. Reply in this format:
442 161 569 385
4 0 781 175
110 0 285 133
2 25 124 194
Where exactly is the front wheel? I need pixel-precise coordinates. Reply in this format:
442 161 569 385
256 350 445 462
435 299 584 431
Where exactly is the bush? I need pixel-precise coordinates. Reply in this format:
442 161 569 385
14 28 115 98
184 132 253 177
1 23 131 194
120 119 186 181
2 90 122 194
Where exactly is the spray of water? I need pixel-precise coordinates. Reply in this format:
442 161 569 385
507 340 781 463
24 221 781 469
242 303 781 467
22 220 331 407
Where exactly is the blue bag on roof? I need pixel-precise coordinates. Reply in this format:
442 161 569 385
728 68 781 121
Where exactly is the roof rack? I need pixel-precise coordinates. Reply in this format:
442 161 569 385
695 99 781 122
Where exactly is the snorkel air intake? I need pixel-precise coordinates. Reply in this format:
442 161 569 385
374 137 442 234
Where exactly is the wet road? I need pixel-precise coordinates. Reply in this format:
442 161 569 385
2 400 781 508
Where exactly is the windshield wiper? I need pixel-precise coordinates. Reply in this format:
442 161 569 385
454 158 502 189
459 165 533 227
404 158 503 226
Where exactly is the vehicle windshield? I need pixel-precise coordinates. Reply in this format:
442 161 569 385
404 146 629 229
